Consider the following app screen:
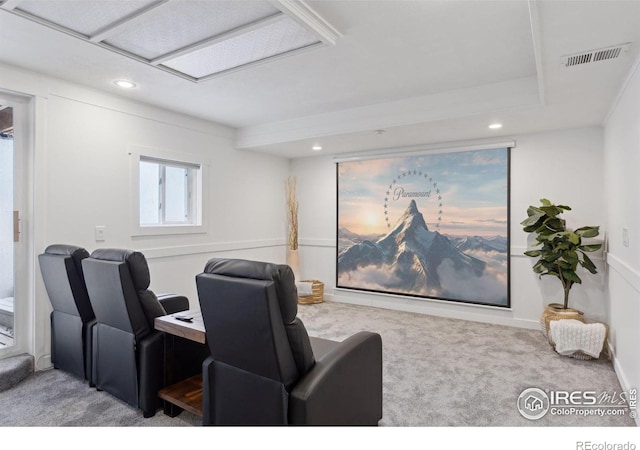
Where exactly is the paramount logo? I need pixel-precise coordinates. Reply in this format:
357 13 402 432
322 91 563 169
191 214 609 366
392 186 432 201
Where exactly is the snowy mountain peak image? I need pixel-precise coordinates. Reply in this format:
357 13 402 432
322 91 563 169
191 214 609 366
338 200 508 305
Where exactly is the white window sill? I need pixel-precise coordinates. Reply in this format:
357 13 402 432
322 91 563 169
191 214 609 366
131 224 206 237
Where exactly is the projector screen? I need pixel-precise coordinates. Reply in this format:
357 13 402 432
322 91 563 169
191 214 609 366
336 146 510 308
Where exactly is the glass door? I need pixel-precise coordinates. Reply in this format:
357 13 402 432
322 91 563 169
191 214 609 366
0 104 14 349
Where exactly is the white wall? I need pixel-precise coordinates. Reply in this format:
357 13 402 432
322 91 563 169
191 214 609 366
0 59 619 382
603 57 640 424
41 92 290 291
291 127 606 329
0 63 290 369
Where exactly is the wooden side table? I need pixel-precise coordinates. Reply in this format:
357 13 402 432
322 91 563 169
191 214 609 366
154 310 206 417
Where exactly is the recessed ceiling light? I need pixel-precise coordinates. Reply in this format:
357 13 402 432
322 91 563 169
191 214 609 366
488 123 502 129
114 79 136 89
312 145 323 151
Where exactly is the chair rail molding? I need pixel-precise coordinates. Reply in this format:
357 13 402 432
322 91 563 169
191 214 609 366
142 238 287 260
606 253 640 294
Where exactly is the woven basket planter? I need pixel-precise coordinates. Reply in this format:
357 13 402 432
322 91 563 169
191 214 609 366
298 280 324 304
540 303 584 340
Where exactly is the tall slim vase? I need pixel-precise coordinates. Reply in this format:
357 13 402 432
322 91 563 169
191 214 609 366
286 248 300 281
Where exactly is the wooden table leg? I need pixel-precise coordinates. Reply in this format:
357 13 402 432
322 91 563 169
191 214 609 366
163 333 184 417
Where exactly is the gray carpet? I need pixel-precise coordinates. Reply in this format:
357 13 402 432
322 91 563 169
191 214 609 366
0 301 634 427
0 354 33 392
0 368 201 426
298 302 634 427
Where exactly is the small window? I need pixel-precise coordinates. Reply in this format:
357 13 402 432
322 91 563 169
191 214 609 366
139 157 196 225
130 147 207 237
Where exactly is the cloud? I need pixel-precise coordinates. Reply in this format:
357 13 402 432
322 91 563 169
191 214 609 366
436 258 508 304
337 258 508 304
338 264 403 291
477 218 508 224
472 152 503 166
337 264 440 297
338 159 394 179
462 250 508 268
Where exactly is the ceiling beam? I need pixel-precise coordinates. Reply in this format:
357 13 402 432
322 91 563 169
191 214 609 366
0 0 24 11
89 0 171 42
235 77 540 149
527 0 546 106
270 0 342 45
6 6 88 40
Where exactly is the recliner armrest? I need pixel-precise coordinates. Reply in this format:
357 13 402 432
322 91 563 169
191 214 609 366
289 331 383 425
157 294 189 314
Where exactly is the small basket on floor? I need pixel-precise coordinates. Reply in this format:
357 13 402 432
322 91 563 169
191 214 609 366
298 280 324 304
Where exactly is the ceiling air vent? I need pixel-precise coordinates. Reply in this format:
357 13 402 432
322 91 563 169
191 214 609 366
561 43 631 68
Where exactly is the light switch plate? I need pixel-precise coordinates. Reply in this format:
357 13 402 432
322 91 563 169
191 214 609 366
622 228 629 248
95 226 106 242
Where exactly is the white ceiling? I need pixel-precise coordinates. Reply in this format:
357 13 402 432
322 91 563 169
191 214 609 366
1 0 639 158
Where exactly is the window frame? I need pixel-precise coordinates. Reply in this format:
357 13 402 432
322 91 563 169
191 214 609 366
130 145 208 237
139 156 195 226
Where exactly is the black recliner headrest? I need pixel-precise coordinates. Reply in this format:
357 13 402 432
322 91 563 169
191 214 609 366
89 248 151 292
203 258 298 323
44 244 90 280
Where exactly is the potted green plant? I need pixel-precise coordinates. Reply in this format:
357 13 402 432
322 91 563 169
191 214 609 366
521 199 602 336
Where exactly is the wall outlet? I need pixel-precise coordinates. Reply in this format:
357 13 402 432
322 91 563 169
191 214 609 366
95 226 106 242
622 228 629 248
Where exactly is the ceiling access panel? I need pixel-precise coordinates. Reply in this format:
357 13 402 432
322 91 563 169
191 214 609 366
5 0 340 82
15 0 158 37
160 14 322 79
103 0 281 60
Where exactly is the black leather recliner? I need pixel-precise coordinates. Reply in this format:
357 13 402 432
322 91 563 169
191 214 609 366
196 258 383 425
38 244 96 383
82 248 207 417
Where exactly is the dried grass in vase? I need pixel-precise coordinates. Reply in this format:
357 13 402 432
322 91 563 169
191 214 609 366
286 176 298 250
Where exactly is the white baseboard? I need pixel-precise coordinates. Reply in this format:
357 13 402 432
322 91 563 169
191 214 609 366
607 341 640 426
325 292 540 330
35 354 52 371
